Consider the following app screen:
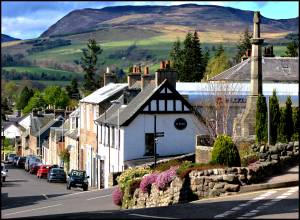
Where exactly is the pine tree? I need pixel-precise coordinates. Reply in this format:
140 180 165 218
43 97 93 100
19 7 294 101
255 95 267 143
277 107 286 143
269 90 280 145
234 27 253 63
191 31 204 81
169 38 183 74
202 48 210 75
293 107 299 140
81 39 103 92
284 96 294 142
66 78 80 100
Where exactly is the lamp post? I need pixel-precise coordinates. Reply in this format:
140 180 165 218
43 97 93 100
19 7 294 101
1 126 4 161
39 125 41 157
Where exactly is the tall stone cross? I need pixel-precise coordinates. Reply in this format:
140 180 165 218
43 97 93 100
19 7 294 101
232 11 264 138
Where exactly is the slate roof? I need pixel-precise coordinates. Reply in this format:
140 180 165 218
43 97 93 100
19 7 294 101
65 129 78 140
69 108 80 118
31 114 64 137
209 57 299 82
80 83 127 104
95 80 194 127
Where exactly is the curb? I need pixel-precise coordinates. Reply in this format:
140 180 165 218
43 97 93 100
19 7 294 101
240 180 299 193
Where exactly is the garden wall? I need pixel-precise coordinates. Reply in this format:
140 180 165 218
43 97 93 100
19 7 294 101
126 141 299 209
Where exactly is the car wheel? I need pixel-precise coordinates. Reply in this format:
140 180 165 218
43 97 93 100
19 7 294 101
83 186 88 191
2 177 5 182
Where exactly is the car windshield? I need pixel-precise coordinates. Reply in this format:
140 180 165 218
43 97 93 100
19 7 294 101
52 169 65 174
71 170 85 177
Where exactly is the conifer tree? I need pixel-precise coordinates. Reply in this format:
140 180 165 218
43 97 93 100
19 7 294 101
169 38 183 74
269 90 280 144
81 39 102 92
284 96 294 141
277 107 286 143
16 86 34 111
284 40 299 57
234 27 253 63
255 95 267 143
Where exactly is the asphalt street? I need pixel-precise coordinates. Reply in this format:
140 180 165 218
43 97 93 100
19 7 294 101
1 164 299 219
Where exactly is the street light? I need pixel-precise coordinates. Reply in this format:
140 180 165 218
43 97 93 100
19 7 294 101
1 126 4 161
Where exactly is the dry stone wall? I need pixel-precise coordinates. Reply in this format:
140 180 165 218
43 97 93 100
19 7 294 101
126 141 299 209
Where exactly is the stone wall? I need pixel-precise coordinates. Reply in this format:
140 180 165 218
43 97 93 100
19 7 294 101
126 141 299 209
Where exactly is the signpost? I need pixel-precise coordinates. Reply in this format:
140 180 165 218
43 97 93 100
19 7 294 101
155 132 165 137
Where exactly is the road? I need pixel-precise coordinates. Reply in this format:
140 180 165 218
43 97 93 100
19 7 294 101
1 164 298 219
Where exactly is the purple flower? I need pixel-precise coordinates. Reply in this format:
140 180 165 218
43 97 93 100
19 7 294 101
112 186 123 206
155 166 177 190
140 172 159 193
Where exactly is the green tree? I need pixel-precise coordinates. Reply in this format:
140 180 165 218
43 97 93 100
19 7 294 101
204 49 230 79
284 96 294 142
292 107 299 141
44 86 70 109
81 39 103 92
16 86 34 110
23 91 46 114
234 27 253 63
269 90 280 145
277 108 286 142
66 78 80 100
202 48 210 76
177 31 204 82
284 40 299 57
169 38 183 74
215 44 225 57
255 95 267 143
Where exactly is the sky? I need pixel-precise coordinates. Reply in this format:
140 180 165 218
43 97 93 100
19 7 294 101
1 1 299 40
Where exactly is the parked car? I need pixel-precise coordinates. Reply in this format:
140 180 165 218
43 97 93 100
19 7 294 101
47 168 66 183
66 170 89 191
47 165 60 179
29 162 43 174
1 163 8 182
7 153 16 164
16 157 26 168
37 165 52 178
25 156 41 172
13 156 20 166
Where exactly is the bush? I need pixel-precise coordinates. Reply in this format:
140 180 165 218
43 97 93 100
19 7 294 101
129 178 142 196
112 187 123 206
255 95 267 143
140 172 159 193
155 166 178 190
241 154 259 167
117 166 151 192
211 135 241 167
154 159 182 172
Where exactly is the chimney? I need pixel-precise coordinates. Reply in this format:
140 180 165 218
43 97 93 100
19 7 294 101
127 64 142 88
155 60 177 89
141 66 151 91
104 67 116 86
263 45 274 57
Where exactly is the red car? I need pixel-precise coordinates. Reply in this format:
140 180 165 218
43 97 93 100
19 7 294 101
37 165 52 178
29 162 42 174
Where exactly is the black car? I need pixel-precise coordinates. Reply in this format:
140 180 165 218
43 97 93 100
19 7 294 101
16 157 26 168
47 168 66 183
66 170 89 191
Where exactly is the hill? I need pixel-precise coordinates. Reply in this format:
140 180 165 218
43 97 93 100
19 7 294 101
41 4 298 38
1 34 20 42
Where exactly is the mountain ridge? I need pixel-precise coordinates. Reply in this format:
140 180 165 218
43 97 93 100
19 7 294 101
41 4 298 38
1 34 21 42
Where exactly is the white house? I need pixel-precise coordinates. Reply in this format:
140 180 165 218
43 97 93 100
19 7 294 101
94 64 204 188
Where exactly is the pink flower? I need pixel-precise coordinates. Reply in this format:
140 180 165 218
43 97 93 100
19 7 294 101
112 186 123 206
155 166 177 190
140 172 159 193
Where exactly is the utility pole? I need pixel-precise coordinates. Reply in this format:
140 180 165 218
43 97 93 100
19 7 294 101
154 115 157 168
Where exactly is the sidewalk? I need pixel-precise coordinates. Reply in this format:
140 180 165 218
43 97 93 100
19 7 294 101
240 164 299 193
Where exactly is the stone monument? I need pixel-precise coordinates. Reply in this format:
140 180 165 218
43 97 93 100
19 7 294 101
233 11 264 139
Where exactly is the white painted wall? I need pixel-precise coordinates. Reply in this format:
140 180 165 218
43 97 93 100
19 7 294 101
4 124 21 139
123 114 203 161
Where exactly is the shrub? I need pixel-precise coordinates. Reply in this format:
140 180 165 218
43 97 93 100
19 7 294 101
155 166 178 190
255 94 267 143
270 89 280 145
176 161 195 177
284 96 294 142
154 159 182 172
140 172 159 193
211 135 241 167
112 187 123 206
117 166 151 192
129 178 142 196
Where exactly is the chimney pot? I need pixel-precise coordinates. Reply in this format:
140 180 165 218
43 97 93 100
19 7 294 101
160 61 166 69
144 66 149 75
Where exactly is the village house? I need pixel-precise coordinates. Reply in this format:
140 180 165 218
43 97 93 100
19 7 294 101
79 71 127 188
64 108 80 171
94 61 205 188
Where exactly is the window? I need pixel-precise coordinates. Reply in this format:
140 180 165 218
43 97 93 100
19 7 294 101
111 127 115 148
145 133 154 156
